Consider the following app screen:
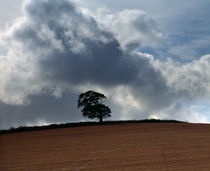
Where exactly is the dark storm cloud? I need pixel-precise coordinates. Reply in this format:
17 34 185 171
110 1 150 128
1 0 209 129
13 0 141 86
7 0 166 89
0 90 82 129
0 0 172 129
41 41 138 86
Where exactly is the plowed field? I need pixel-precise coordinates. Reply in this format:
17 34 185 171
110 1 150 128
1 123 210 170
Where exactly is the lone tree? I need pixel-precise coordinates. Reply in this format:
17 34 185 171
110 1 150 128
77 90 111 123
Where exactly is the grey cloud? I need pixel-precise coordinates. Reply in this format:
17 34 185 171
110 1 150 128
12 0 139 86
0 0 23 31
91 9 162 51
150 55 210 99
0 0 170 129
75 0 199 21
81 0 210 61
8 0 163 89
1 0 209 129
0 90 81 129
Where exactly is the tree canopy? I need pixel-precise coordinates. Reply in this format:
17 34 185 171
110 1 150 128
77 90 111 123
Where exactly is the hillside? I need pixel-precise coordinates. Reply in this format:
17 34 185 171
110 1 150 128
0 119 182 134
1 122 210 170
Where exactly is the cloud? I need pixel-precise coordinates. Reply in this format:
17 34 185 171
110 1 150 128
0 0 164 105
148 101 208 123
149 54 210 99
0 0 23 31
0 0 210 129
0 90 82 129
89 9 162 51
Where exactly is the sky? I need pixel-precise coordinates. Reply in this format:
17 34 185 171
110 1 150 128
0 0 210 129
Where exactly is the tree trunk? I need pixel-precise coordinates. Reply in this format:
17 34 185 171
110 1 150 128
99 115 103 123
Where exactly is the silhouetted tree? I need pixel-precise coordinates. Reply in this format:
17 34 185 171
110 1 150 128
77 90 111 123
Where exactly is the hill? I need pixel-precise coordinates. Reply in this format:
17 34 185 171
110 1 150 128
0 119 183 134
1 122 210 170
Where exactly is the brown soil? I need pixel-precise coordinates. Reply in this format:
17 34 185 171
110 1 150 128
1 123 210 170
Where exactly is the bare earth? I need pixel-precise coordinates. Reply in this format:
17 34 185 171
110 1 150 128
1 123 210 170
